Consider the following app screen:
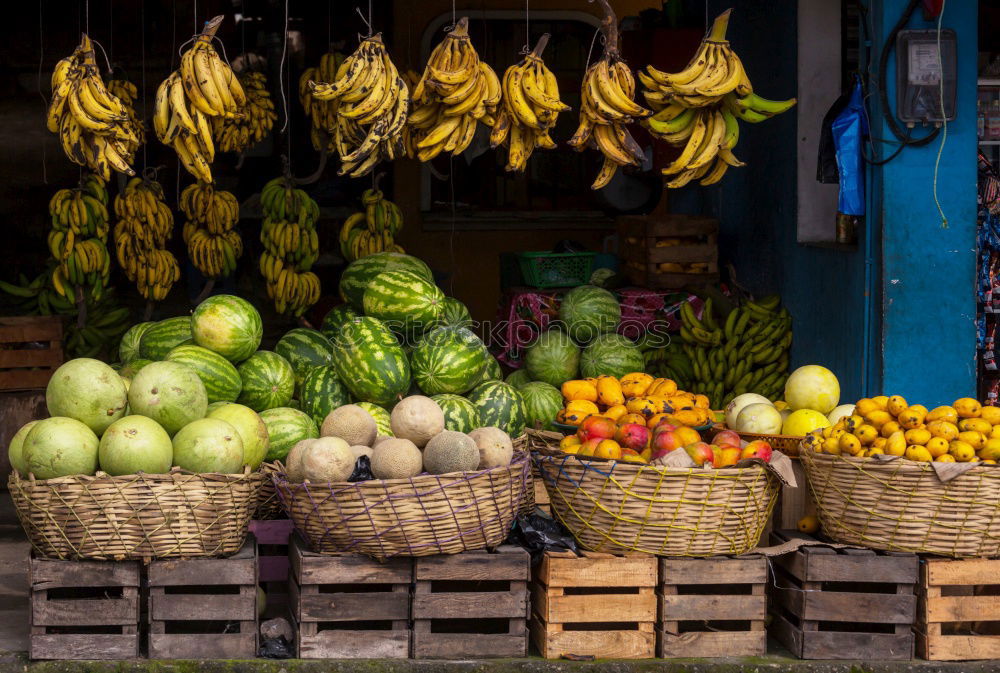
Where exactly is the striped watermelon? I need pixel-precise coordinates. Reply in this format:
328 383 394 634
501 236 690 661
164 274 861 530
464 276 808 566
580 334 645 378
237 351 295 411
471 353 503 388
165 344 242 404
120 358 154 379
330 317 410 406
357 401 393 437
434 297 472 329
363 270 445 329
259 407 318 461
505 369 533 389
191 294 263 363
525 329 580 386
520 381 563 431
559 285 621 343
430 394 481 433
119 322 154 363
299 366 352 425
138 316 193 360
320 304 359 340
410 326 488 395
339 252 434 311
467 380 527 437
275 328 334 392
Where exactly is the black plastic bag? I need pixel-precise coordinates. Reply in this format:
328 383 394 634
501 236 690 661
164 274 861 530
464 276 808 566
507 511 577 564
257 635 293 659
348 455 373 482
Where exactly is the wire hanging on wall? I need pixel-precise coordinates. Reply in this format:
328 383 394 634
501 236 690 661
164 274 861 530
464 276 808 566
932 0 949 228
38 0 47 183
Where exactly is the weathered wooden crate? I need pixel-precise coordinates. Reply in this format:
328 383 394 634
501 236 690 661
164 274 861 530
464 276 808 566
148 537 257 659
29 553 140 660
658 555 767 658
531 550 657 659
289 533 411 659
768 530 917 660
252 519 294 619
916 557 1000 660
0 316 63 391
413 546 530 659
617 214 719 290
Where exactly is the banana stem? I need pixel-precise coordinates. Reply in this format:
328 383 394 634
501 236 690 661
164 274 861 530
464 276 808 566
143 300 154 322
707 9 732 42
530 33 551 59
591 0 620 57
74 286 86 329
195 279 215 305
200 15 224 40
449 17 470 38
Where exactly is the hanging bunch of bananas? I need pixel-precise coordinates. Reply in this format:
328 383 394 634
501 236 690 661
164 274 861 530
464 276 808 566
112 176 181 301
308 34 410 178
212 70 277 153
259 177 321 316
106 78 145 152
340 187 405 262
490 34 570 172
154 15 246 182
405 17 501 161
47 174 113 301
48 35 140 180
299 50 347 152
179 182 242 280
638 10 796 188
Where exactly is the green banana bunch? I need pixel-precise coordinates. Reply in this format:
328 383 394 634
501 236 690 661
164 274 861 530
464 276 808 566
339 187 405 262
259 176 321 316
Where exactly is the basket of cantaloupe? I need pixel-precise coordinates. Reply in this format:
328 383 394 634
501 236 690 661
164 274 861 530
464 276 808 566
274 396 530 561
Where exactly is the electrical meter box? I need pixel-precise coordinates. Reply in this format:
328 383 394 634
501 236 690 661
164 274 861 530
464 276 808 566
896 29 957 123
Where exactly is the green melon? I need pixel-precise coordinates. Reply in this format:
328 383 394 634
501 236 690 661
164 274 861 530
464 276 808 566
559 284 621 344
299 366 352 425
525 329 580 387
275 328 334 391
330 317 410 406
206 403 270 469
237 351 295 412
165 344 242 404
22 417 99 479
46 358 129 435
259 407 319 461
520 381 563 431
191 294 263 363
580 333 645 379
339 252 434 311
120 359 154 379
138 316 193 360
430 394 481 433
505 369 533 389
172 418 245 474
357 401 393 437
99 415 173 475
128 361 208 435
363 270 445 330
467 380 527 437
320 304 360 340
410 326 488 395
119 322 154 363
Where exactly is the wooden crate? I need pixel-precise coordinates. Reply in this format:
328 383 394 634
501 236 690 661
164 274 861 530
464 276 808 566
0 316 63 391
916 557 1000 660
289 533 411 659
148 538 257 659
774 460 816 530
617 214 718 290
531 550 657 659
658 555 767 658
251 519 293 619
768 530 917 660
29 553 140 660
413 546 530 659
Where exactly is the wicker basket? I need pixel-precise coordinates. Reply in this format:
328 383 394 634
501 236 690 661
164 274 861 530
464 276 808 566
254 461 285 520
8 468 261 561
801 449 1000 557
532 436 779 556
274 450 531 560
712 424 803 457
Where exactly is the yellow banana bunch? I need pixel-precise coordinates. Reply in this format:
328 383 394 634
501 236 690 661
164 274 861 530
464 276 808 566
212 70 276 153
490 34 570 173
339 186 405 261
106 79 145 152
299 50 348 152
154 15 246 182
639 10 796 188
405 17 501 161
47 174 112 301
48 35 140 180
259 177 321 316
309 34 410 178
179 181 242 280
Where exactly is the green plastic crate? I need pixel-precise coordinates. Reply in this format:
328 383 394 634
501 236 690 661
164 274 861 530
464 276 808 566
517 251 596 288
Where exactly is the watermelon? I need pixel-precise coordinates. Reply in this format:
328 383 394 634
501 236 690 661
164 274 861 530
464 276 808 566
363 270 445 330
259 407 318 461
165 344 242 404
339 252 434 311
120 358 154 378
138 316 193 360
357 401 393 437
237 351 295 411
520 381 563 431
525 330 580 387
299 366 352 425
434 297 473 328
191 294 263 363
330 317 410 406
467 380 527 437
580 334 645 378
275 328 334 391
320 304 359 340
119 322 154 363
478 354 503 384
505 369 533 389
410 326 488 395
430 394 481 433
559 285 621 343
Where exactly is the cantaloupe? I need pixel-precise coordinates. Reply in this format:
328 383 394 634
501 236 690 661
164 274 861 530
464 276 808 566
285 438 317 482
321 404 377 446
423 430 480 475
370 438 422 479
390 396 444 448
300 437 355 482
468 426 514 469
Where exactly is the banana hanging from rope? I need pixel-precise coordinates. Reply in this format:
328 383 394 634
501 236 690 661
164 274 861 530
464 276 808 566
106 78 145 154
47 174 113 301
179 181 242 280
212 70 277 153
339 185 405 262
113 176 181 301
259 177 321 316
300 50 348 153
